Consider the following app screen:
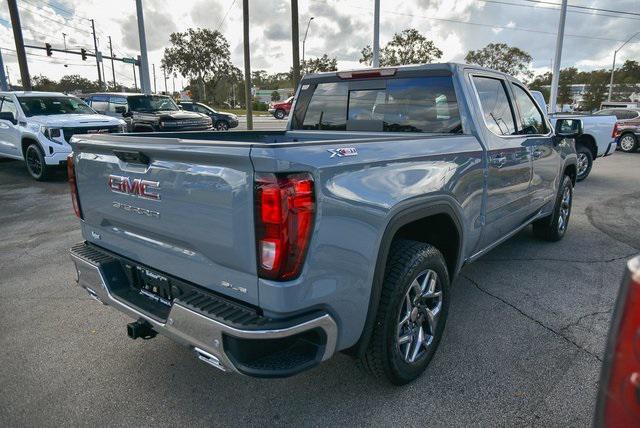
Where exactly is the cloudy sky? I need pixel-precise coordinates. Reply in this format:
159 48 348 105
1 0 639 89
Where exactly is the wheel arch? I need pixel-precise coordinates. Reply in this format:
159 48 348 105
575 133 597 159
348 197 464 357
21 136 42 158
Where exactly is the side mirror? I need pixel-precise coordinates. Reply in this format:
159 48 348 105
0 111 17 125
114 106 127 114
555 118 583 138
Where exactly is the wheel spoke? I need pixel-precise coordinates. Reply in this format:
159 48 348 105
409 326 424 363
398 333 412 345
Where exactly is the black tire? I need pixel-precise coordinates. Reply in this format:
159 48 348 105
618 133 638 153
24 143 50 181
358 240 450 385
575 145 593 181
215 120 230 131
532 175 573 242
274 109 286 120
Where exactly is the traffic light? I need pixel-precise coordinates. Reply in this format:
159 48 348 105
45 43 52 56
80 48 87 61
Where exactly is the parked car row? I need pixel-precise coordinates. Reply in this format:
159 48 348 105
0 91 239 179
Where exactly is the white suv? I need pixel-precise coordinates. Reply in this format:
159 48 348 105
0 91 126 180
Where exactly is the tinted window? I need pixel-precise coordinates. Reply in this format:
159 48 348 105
472 76 516 136
512 84 549 134
294 76 462 133
108 96 127 114
594 109 614 116
615 110 638 120
1 97 17 116
195 104 211 114
127 95 178 112
89 95 109 113
17 96 95 117
180 103 194 111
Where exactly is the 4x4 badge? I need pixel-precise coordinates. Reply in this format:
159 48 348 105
327 147 358 158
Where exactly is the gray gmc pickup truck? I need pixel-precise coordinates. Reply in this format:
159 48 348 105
68 63 579 384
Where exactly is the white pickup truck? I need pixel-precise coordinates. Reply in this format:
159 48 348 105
0 91 126 180
531 91 617 181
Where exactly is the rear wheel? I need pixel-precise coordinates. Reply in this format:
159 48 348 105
532 174 573 242
618 133 638 153
274 109 286 120
25 144 50 181
215 120 229 131
358 240 450 385
575 145 593 181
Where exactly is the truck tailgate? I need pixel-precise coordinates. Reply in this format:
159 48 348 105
73 142 258 304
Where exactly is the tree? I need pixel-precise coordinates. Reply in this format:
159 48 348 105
581 71 609 112
162 28 234 101
270 91 281 102
32 75 58 91
558 67 578 106
57 75 100 93
359 28 443 66
301 54 337 74
465 43 533 79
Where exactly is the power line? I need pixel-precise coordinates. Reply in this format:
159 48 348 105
17 3 92 34
480 0 640 21
21 0 91 21
309 0 640 45
520 0 640 18
215 0 237 32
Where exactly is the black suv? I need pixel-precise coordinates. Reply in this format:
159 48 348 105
178 101 239 130
85 93 212 132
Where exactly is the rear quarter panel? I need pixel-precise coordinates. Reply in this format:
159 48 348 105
251 134 485 349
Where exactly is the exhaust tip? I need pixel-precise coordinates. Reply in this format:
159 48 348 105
127 318 157 340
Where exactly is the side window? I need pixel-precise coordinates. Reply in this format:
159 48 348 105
1 97 17 116
512 84 549 135
108 96 127 114
195 105 210 114
90 95 109 113
471 76 516 136
302 82 348 130
616 110 635 120
181 103 193 111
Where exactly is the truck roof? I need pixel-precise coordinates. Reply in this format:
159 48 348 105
0 91 73 97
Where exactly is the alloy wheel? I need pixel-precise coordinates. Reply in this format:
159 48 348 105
620 135 636 152
26 147 42 178
216 121 229 131
396 269 443 364
558 185 571 233
577 153 588 176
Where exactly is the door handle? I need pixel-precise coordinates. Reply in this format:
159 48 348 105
491 154 507 168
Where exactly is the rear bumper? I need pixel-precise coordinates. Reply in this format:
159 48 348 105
69 242 337 377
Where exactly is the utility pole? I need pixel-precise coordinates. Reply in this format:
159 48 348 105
608 32 640 102
302 17 314 65
135 0 151 94
7 0 31 90
90 19 103 89
242 0 253 130
372 0 380 67
134 55 140 91
108 36 117 89
172 73 175 95
290 0 301 90
162 66 167 94
0 49 8 91
62 33 67 51
152 64 156 93
6 66 10 86
549 0 567 114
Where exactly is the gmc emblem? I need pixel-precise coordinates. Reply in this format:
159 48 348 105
108 175 160 200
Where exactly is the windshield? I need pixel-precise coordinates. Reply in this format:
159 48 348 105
291 76 462 134
128 95 179 112
17 96 95 117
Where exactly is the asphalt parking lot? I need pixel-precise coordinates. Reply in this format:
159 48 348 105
1 151 639 426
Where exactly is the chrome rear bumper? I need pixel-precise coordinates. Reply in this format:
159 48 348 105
70 243 337 376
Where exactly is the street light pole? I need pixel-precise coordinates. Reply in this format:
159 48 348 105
302 17 314 65
608 31 640 102
549 0 567 114
372 0 380 67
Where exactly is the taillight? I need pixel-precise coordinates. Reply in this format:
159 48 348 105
67 153 83 219
254 172 315 281
337 68 396 79
597 256 640 426
612 122 620 138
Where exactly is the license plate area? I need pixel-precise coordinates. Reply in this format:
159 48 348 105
131 266 175 306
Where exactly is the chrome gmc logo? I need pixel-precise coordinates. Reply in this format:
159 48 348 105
108 175 160 200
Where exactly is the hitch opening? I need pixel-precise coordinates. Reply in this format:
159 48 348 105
126 318 157 340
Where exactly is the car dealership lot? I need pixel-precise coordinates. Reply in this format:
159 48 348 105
1 153 638 426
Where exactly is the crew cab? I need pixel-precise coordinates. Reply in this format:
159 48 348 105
68 63 578 384
531 91 617 181
268 96 293 119
604 109 640 153
0 91 126 180
178 101 239 130
85 93 212 132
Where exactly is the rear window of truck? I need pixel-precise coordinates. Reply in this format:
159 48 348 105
291 76 462 134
